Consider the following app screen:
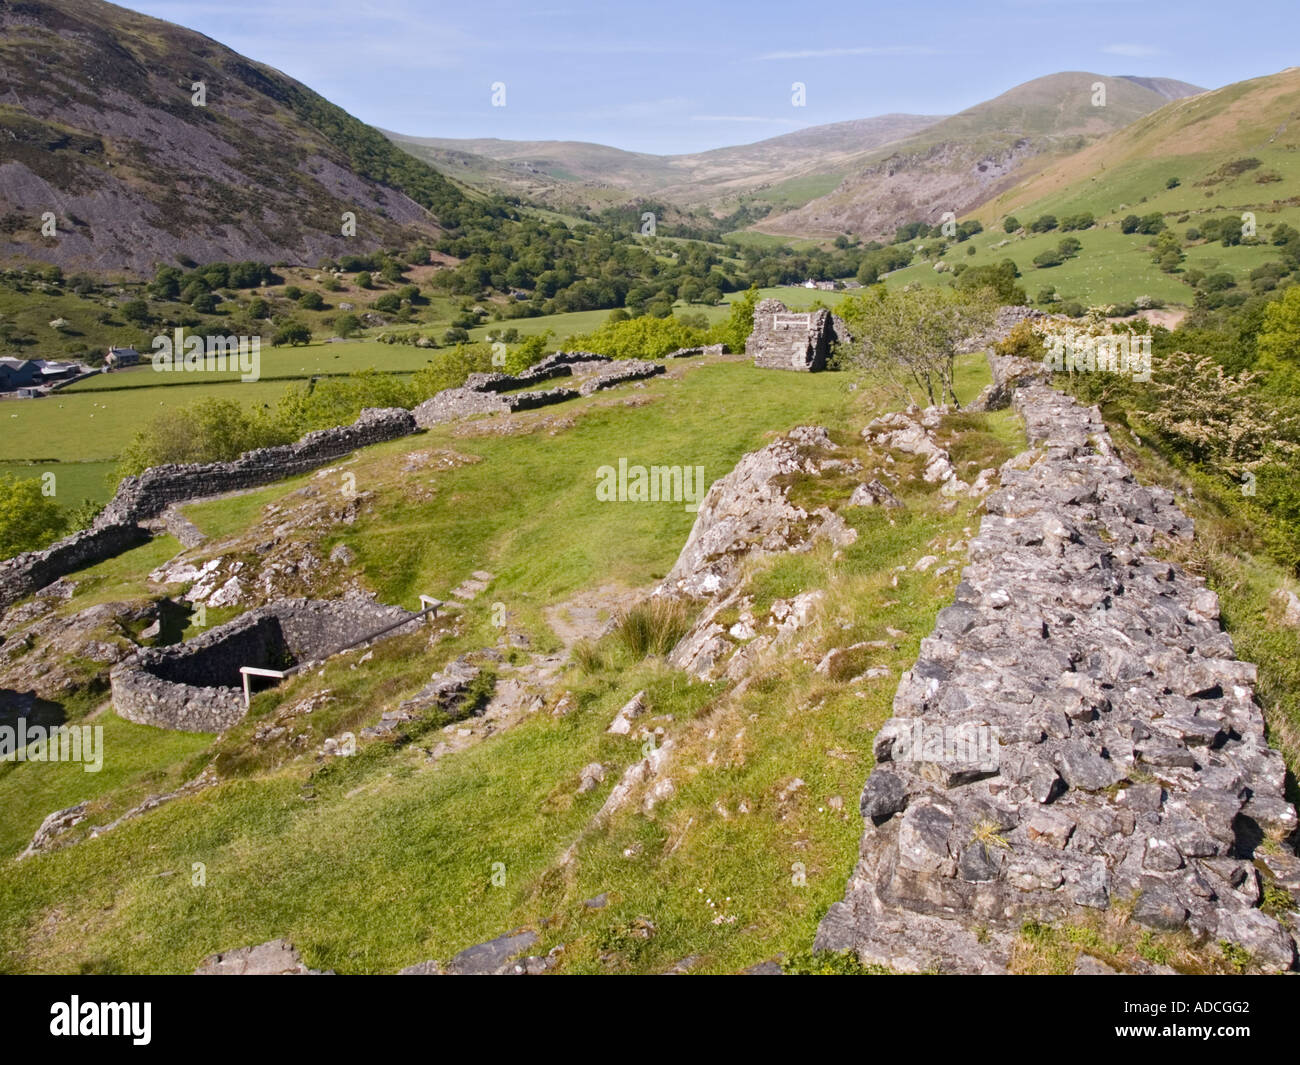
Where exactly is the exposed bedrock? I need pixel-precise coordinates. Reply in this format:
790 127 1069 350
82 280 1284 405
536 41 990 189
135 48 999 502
817 366 1299 973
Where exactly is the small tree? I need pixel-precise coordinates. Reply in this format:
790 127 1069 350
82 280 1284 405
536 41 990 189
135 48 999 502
838 286 996 407
0 475 68 560
272 321 311 346
121 298 151 326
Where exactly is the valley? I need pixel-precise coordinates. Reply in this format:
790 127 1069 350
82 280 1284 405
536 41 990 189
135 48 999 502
0 0 1297 991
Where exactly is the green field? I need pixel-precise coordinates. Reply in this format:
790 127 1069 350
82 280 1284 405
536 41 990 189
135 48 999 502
880 223 1288 307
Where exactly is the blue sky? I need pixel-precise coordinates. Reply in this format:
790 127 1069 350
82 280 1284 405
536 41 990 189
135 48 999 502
125 0 1298 154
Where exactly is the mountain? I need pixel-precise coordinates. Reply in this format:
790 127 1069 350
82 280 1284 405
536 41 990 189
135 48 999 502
981 67 1300 223
0 0 479 275
387 113 946 215
749 72 1205 240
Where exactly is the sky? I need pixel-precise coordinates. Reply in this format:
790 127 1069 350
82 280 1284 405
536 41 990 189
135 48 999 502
123 0 1298 155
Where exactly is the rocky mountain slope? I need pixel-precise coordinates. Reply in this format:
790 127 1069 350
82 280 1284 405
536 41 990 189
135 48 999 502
0 0 475 274
752 72 1204 240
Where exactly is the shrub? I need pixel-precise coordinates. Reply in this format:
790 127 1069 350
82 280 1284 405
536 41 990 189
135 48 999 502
116 398 289 478
0 474 69 560
272 321 311 346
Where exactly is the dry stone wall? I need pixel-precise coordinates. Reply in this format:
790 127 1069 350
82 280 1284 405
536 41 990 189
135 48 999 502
816 362 1300 972
413 352 663 428
0 523 150 613
111 597 418 732
0 407 416 615
96 407 416 528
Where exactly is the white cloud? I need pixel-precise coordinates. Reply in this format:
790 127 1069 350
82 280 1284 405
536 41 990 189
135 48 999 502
755 45 939 60
1102 43 1163 57
690 115 801 124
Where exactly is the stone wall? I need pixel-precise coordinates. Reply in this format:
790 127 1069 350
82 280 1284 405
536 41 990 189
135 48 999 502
413 352 662 428
111 597 419 732
96 406 416 528
0 408 416 618
816 359 1300 973
0 523 150 613
746 299 846 372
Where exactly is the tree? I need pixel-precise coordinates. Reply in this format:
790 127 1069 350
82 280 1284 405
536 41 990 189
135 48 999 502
1257 285 1300 383
334 312 361 338
298 291 325 310
121 299 151 326
0 474 68 560
1028 214 1058 233
191 292 220 314
355 271 373 289
272 321 311 346
955 259 1026 304
247 297 270 319
1166 177 1180 189
712 285 760 354
838 286 996 407
1003 216 1020 234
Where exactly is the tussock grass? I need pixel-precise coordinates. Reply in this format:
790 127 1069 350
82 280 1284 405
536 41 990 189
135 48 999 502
611 598 693 660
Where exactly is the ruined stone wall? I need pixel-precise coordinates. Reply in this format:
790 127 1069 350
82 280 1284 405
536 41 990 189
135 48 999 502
96 406 416 528
0 522 151 614
413 352 662 428
0 408 416 617
816 361 1300 973
746 299 844 372
111 597 419 732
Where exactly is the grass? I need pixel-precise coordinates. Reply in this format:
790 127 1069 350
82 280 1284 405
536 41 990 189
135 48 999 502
61 340 435 391
0 351 1004 973
0 460 119 508
611 598 693 659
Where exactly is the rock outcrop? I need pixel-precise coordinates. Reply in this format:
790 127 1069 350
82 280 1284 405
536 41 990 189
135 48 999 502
817 365 1299 973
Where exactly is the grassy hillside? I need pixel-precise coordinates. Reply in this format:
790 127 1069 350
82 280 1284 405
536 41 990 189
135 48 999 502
899 68 1300 310
0 0 488 273
753 72 1204 241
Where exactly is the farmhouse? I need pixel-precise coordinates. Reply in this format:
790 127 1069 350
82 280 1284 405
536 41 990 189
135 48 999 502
106 346 140 368
0 357 39 392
